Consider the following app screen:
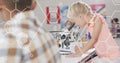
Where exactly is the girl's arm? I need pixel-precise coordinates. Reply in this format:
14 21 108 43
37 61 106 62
81 16 103 53
67 16 103 57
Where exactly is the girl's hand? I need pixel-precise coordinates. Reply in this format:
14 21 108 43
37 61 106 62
66 45 83 58
66 52 82 58
74 45 81 53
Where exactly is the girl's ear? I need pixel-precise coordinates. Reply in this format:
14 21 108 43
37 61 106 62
0 1 5 11
0 6 3 12
0 7 2 11
31 0 37 10
0 1 2 11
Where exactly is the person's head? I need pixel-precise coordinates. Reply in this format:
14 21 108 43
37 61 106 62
66 20 72 29
111 18 119 24
67 1 93 27
0 0 36 21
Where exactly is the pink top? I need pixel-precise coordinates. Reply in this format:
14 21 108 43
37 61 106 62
87 13 120 60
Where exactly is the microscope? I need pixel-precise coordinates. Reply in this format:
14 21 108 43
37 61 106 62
59 23 75 48
57 23 82 54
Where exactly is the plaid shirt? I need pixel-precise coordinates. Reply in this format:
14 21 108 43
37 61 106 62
0 11 61 63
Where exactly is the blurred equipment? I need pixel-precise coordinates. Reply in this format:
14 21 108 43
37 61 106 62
58 23 79 54
78 49 97 63
116 23 120 38
50 23 90 55
60 23 75 49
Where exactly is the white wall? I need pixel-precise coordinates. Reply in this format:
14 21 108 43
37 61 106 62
34 0 120 31
34 0 80 31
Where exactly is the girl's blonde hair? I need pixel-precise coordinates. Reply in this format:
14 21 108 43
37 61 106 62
67 1 93 18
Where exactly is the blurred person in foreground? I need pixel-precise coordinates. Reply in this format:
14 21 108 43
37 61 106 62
0 0 61 63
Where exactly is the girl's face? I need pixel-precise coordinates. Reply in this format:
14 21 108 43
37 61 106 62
71 14 87 27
